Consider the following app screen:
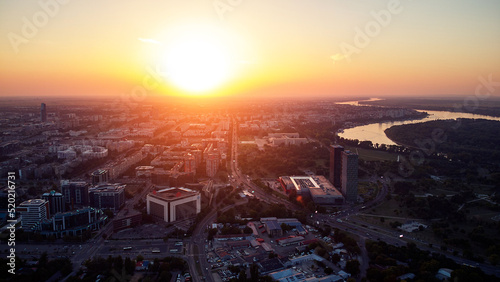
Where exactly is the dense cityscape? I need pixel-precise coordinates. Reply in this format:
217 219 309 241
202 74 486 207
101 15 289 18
1 97 500 282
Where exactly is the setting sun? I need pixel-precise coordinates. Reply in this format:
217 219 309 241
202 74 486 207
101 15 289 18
163 32 232 94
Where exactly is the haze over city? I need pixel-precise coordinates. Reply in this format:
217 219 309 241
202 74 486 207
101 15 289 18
1 0 500 98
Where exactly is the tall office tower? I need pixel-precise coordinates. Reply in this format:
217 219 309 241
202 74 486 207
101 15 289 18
341 150 358 203
329 145 344 188
41 103 47 122
17 199 48 229
42 190 66 216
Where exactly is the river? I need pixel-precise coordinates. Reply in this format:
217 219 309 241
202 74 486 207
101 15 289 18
337 99 500 146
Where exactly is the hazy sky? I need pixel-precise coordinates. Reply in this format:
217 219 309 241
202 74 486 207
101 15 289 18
1 0 499 98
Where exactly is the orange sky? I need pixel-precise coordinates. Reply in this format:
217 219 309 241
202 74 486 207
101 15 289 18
1 0 499 99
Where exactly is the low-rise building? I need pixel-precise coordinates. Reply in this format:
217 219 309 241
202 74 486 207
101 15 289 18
146 187 200 223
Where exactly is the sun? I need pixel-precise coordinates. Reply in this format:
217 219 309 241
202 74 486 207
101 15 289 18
164 33 232 94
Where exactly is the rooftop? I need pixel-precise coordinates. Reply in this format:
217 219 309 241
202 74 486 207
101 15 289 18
309 175 343 197
289 176 319 192
20 199 47 206
91 169 108 175
149 187 199 201
90 183 125 193
42 190 63 197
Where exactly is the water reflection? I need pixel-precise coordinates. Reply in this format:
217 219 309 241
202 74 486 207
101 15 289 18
338 107 500 146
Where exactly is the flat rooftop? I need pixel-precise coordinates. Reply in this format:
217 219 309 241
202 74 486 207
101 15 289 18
90 183 125 192
149 187 198 201
310 175 343 197
20 199 47 206
290 176 319 191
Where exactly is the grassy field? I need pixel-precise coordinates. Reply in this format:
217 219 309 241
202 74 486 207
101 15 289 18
344 146 398 161
356 196 500 257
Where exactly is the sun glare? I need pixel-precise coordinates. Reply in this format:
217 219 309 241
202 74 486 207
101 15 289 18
164 32 232 94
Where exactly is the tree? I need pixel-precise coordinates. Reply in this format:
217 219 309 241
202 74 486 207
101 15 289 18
420 259 440 273
39 252 48 268
136 255 144 262
238 269 248 282
331 254 341 264
321 225 332 237
112 255 123 271
345 260 360 276
315 246 327 258
489 254 499 266
281 223 293 232
324 267 333 275
250 263 259 282
124 257 135 274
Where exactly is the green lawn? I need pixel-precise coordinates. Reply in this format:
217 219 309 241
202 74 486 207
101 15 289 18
344 146 398 161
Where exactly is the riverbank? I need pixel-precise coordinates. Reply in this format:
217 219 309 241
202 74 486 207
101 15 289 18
341 111 429 131
339 107 500 146
384 118 500 163
359 98 500 118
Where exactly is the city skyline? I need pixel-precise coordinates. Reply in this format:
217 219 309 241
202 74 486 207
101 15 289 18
1 0 500 98
2 95 500 280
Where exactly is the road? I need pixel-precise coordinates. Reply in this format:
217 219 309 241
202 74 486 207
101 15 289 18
63 118 499 280
313 176 500 278
188 200 249 282
65 180 154 280
228 118 298 210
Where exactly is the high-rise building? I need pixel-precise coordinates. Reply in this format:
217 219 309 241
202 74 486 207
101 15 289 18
17 199 48 229
341 150 358 203
89 183 125 211
184 153 196 174
61 180 90 209
40 103 47 122
203 142 220 178
205 152 219 178
42 190 65 216
329 145 344 187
